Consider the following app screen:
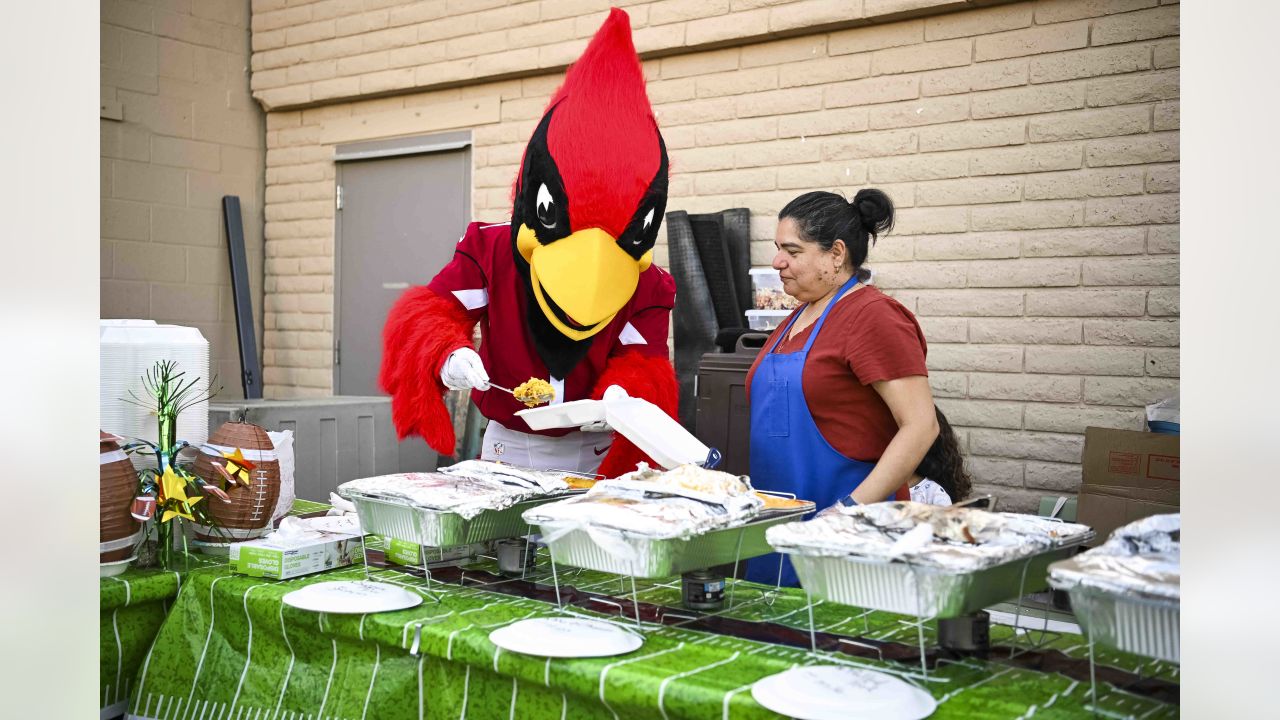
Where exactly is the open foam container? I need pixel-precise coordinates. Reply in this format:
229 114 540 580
516 396 713 470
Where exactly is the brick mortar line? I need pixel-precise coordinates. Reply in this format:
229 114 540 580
250 1 1034 111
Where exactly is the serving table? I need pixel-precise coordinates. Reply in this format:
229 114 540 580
118 536 1178 719
99 500 331 719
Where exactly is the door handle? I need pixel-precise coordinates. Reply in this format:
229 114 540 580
382 282 411 290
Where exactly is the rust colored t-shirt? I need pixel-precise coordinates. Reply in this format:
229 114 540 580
746 285 929 463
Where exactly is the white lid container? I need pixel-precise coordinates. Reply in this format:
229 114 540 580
516 395 711 470
746 308 792 331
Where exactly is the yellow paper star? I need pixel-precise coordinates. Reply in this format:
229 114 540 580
221 448 256 485
160 467 202 522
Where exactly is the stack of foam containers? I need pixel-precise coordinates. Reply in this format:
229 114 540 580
100 320 210 473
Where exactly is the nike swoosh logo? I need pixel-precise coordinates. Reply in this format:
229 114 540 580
593 445 611 456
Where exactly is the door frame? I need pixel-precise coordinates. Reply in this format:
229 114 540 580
332 130 473 393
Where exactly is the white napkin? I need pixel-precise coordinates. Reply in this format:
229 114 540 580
327 492 357 516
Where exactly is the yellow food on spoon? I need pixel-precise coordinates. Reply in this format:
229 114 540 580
513 378 555 407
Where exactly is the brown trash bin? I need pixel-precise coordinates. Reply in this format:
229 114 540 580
694 333 768 478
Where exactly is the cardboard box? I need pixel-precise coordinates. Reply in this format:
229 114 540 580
229 530 357 579
1077 427 1179 544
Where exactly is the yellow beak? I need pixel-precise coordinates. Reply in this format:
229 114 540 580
517 224 652 341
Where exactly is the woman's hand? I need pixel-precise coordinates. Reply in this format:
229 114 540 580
816 502 842 518
850 375 938 504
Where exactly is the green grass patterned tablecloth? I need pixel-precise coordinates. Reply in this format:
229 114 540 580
122 544 1177 720
100 499 334 718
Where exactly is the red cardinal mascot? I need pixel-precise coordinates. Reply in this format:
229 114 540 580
380 8 677 478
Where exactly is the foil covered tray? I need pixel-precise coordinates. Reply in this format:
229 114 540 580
348 493 568 549
1048 514 1180 662
769 502 1094 618
786 542 1087 619
535 508 812 579
1052 581 1180 663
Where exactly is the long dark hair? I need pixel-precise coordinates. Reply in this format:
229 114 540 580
915 407 971 502
778 189 895 282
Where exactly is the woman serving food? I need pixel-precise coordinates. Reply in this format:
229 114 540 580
745 189 963 586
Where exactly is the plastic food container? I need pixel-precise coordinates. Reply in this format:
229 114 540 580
517 395 716 470
749 268 798 310
746 309 791 331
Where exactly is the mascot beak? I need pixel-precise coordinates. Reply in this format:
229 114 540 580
517 224 653 341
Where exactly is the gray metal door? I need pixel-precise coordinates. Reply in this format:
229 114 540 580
335 133 471 472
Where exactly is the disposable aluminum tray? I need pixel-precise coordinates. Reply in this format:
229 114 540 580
783 533 1093 619
536 509 811 579
1053 581 1180 663
349 493 566 549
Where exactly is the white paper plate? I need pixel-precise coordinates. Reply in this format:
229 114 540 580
488 617 644 658
282 581 423 614
100 556 136 578
515 399 605 431
751 666 936 720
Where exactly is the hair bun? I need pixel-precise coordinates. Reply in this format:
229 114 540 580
851 188 895 238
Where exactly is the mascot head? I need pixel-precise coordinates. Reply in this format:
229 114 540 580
511 8 668 379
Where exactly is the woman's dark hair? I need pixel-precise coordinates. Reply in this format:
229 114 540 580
915 407 971 502
778 189 895 281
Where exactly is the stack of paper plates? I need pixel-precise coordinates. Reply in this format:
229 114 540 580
100 320 209 470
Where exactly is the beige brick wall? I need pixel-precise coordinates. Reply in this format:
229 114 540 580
255 0 1180 510
248 0 989 111
102 0 266 399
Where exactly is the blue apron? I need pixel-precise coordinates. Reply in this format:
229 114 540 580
745 275 892 587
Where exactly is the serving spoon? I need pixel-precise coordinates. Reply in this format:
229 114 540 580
488 381 554 406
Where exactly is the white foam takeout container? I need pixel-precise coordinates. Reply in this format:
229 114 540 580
516 396 711 470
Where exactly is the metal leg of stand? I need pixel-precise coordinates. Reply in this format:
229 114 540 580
550 554 563 610
1088 636 1099 713
360 534 370 582
910 565 930 682
1008 557 1033 658
520 532 533 581
806 587 818 653
629 575 642 628
728 529 746 610
416 519 437 596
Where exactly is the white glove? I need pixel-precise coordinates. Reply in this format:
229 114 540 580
441 348 490 392
581 385 628 432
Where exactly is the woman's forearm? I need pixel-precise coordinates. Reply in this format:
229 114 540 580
850 418 938 504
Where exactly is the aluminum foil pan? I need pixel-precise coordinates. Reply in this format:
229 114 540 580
1049 514 1179 600
536 509 811 579
787 540 1088 619
768 501 1094 572
1047 514 1180 663
337 463 577 521
350 493 565 549
1053 581 1180 663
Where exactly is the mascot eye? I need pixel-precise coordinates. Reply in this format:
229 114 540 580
635 208 654 244
536 184 556 229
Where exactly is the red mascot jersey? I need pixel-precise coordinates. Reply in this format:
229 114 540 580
427 220 676 436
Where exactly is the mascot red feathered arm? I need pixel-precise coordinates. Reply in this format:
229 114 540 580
380 8 679 477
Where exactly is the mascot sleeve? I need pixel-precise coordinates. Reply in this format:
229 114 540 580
379 223 488 455
591 266 679 478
